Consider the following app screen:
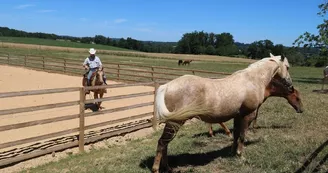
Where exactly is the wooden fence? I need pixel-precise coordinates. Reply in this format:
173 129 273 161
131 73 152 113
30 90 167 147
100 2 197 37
0 52 231 83
0 82 158 167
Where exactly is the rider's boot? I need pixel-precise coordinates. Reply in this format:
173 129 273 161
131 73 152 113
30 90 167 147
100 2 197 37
85 80 91 94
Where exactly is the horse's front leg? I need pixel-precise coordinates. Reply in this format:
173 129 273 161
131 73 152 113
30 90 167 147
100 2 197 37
93 92 99 107
98 92 104 110
251 106 261 129
233 111 256 156
152 121 184 173
208 123 214 137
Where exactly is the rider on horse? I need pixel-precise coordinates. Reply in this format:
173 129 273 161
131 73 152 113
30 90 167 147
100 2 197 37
83 48 107 86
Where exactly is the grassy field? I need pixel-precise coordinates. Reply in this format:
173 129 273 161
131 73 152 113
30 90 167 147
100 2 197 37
0 37 131 51
1 45 327 173
0 38 256 63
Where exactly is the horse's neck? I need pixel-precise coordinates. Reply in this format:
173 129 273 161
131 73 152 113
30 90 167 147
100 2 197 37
243 61 278 87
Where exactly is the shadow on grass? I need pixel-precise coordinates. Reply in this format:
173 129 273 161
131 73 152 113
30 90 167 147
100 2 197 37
253 124 293 130
294 139 328 173
192 128 233 138
139 140 259 172
312 89 328 94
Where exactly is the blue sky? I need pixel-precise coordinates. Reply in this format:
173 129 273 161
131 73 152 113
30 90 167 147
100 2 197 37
0 0 324 46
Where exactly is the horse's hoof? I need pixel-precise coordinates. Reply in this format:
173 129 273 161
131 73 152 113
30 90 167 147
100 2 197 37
151 169 159 173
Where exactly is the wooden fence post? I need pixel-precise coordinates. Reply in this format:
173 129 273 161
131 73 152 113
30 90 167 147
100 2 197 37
64 59 67 73
24 55 27 66
117 64 120 81
151 67 154 81
42 56 45 70
79 88 85 152
153 82 159 128
192 70 195 75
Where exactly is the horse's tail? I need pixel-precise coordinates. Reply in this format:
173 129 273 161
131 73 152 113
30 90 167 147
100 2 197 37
153 84 211 130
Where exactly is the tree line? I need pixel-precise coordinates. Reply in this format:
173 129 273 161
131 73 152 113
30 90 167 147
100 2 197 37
0 27 176 53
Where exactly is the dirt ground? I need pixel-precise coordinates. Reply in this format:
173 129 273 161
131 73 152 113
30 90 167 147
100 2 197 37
0 64 156 172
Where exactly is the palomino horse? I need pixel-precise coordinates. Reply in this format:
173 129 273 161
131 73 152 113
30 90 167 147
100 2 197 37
151 53 294 173
82 67 107 109
208 78 303 137
321 66 328 90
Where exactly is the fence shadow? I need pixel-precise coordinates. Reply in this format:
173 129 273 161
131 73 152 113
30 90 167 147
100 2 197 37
293 78 322 85
294 139 328 173
139 140 259 172
312 89 328 94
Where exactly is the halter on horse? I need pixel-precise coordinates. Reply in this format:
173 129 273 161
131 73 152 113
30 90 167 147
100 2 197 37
151 53 295 173
82 67 107 109
208 78 303 137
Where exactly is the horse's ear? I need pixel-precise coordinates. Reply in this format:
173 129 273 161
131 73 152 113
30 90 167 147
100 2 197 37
280 54 285 62
270 53 274 58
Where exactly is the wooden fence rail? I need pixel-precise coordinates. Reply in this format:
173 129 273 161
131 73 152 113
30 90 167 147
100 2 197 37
0 52 231 84
0 82 157 167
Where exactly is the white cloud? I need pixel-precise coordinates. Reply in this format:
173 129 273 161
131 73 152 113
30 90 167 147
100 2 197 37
36 10 56 13
14 4 35 9
114 18 127 24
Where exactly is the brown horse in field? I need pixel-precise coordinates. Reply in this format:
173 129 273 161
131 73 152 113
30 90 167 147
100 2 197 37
82 67 107 109
208 78 303 137
182 60 192 65
151 53 295 173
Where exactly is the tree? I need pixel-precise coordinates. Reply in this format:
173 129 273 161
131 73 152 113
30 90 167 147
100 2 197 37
293 1 328 54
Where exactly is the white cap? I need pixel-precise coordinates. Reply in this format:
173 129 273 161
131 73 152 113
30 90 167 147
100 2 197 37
89 48 96 54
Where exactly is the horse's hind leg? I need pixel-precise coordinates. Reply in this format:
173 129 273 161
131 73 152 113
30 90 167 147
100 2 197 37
152 121 183 173
208 123 214 137
219 122 232 138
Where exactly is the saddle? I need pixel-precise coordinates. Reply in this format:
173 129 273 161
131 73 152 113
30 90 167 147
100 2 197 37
82 71 97 87
82 69 107 94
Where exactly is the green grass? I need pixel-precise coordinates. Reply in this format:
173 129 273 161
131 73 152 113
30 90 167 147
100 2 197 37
20 81 328 173
1 46 327 173
0 36 132 51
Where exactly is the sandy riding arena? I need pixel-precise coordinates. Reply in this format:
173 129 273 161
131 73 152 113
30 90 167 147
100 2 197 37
0 65 155 171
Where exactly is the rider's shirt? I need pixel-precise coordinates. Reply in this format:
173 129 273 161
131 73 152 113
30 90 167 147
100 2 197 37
83 56 102 69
